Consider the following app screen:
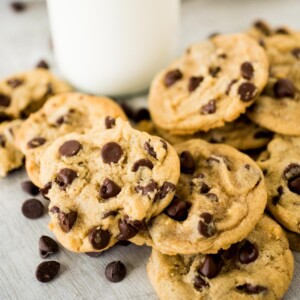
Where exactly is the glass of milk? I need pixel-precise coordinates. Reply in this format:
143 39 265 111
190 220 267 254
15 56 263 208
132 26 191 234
47 0 181 96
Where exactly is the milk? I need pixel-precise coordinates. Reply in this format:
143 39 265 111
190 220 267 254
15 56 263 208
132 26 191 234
47 0 181 96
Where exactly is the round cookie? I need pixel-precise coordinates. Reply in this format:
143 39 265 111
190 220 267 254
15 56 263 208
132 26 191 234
257 135 300 234
0 68 72 119
0 119 24 177
149 33 269 135
143 139 267 255
16 93 127 187
147 215 294 300
39 118 180 253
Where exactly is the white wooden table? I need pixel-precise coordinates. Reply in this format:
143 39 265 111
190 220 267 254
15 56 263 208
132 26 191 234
0 1 300 299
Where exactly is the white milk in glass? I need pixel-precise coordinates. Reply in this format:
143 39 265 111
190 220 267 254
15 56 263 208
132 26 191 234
47 0 181 96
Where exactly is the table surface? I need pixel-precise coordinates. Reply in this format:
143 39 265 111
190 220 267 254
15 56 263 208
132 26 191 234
0 1 300 299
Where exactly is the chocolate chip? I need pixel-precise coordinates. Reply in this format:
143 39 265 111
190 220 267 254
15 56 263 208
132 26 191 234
0 94 11 107
226 79 238 95
200 100 216 114
89 227 111 250
254 20 272 36
36 261 60 283
56 115 68 126
238 82 256 102
40 182 52 200
283 163 300 180
161 139 168 151
288 177 300 194
39 236 59 258
273 78 295 98
100 178 121 199
7 78 23 88
135 181 158 195
59 140 82 157
36 60 49 69
198 212 215 237
27 137 46 148
49 206 60 214
272 186 284 205
21 181 40 196
237 284 267 294
144 141 157 158
120 103 135 120
199 182 211 194
164 69 183 87
105 116 116 129
116 240 131 246
194 276 209 291
208 32 220 38
134 108 151 123
218 53 227 59
239 240 259 264
253 130 273 139
132 159 154 172
209 66 221 77
164 198 190 221
155 182 176 200
275 27 289 34
11 2 27 12
118 219 139 240
188 76 204 92
58 211 77 232
241 62 254 80
206 193 218 202
179 151 196 174
220 243 239 260
22 199 44 219
258 38 265 47
85 252 103 257
101 142 123 164
198 254 223 279
102 211 118 219
55 168 77 190
105 261 127 283
292 48 300 59
0 135 5 147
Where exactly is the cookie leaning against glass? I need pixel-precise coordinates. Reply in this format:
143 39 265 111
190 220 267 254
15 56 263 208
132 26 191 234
16 92 127 187
38 118 180 253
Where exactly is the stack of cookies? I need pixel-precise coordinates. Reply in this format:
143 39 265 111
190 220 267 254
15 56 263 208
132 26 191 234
1 20 300 299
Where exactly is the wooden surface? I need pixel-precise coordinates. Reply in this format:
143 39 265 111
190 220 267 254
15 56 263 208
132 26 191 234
1 1 300 299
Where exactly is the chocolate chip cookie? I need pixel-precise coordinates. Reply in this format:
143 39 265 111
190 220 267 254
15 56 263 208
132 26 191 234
0 68 72 119
0 119 23 177
16 93 127 187
39 118 179 253
149 33 269 135
147 215 294 300
257 135 300 234
143 139 267 255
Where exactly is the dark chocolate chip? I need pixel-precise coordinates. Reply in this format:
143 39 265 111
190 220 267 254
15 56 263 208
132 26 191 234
7 78 23 88
118 219 139 240
22 199 44 219
124 217 146 231
144 141 157 158
116 240 131 246
132 159 154 172
241 62 254 80
56 115 68 126
200 100 216 114
275 27 289 34
49 206 60 214
85 252 103 257
198 212 215 237
135 181 158 195
253 130 274 139
288 176 300 194
39 236 59 258
161 139 168 151
179 151 196 174
120 103 135 120
283 163 300 180
27 137 46 148
105 116 116 129
0 94 11 107
36 261 60 283
134 108 151 122
238 82 257 102
239 240 259 264
220 243 239 260
237 284 267 294
194 275 209 291
164 198 190 221
273 78 295 98
40 182 52 200
11 2 27 12
36 60 49 69
102 142 123 164
199 183 211 194
59 140 82 157
58 211 77 232
292 48 300 59
100 178 121 200
105 261 127 283
258 39 266 47
206 193 218 202
0 135 5 147
209 66 221 77
155 182 176 200
89 227 111 250
188 76 204 92
55 168 77 190
198 254 223 279
272 186 284 205
164 69 183 87
254 20 272 36
226 79 238 95
21 180 40 196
